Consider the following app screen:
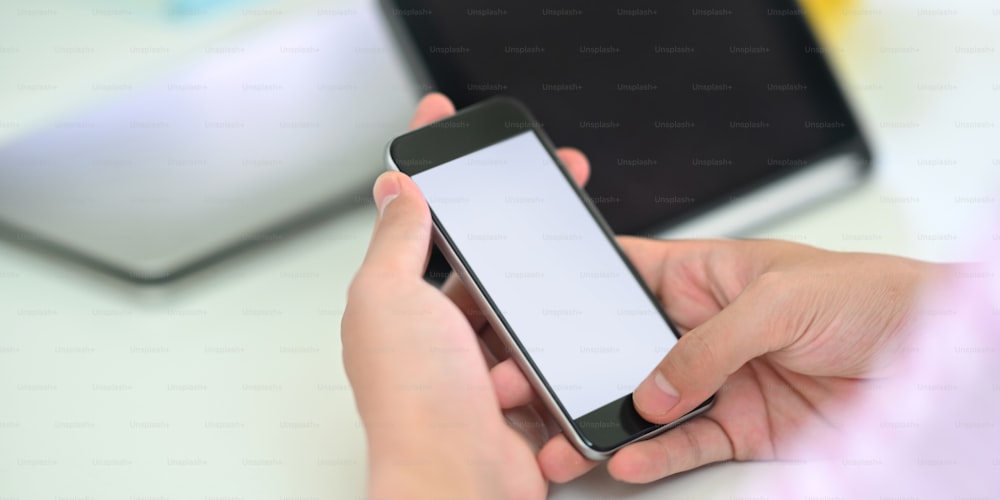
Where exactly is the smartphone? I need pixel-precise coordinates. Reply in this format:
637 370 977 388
386 97 715 460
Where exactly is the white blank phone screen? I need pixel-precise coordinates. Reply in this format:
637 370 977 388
411 131 677 419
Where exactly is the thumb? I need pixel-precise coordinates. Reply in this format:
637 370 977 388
359 171 432 279
632 282 790 423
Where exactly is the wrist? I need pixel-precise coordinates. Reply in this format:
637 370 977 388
368 444 501 500
365 417 510 500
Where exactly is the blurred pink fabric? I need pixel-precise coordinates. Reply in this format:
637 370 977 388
769 229 1000 496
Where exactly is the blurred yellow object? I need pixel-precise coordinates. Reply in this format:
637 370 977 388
799 0 857 46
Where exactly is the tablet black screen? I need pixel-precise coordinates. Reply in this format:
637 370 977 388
384 0 867 235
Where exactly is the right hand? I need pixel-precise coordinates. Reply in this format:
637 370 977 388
392 93 945 487
537 237 943 483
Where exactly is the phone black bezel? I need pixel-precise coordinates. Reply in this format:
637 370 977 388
390 97 714 452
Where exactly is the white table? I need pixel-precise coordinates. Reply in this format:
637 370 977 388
2 0 998 498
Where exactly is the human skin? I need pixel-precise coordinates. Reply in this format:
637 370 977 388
340 93 945 498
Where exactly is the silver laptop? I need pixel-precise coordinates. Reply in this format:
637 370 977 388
0 3 415 281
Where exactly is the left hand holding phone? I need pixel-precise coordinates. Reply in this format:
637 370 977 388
341 93 591 500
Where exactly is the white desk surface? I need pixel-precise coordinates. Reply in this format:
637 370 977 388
2 0 999 498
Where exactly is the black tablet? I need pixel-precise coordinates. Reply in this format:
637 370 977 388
380 0 871 237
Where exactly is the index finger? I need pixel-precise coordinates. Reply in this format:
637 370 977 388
409 93 456 130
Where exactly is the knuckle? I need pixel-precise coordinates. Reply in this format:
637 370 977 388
679 425 704 468
651 440 679 478
746 271 790 324
345 269 394 313
346 271 372 302
743 270 816 351
749 270 785 294
668 332 719 385
677 332 716 366
350 266 404 295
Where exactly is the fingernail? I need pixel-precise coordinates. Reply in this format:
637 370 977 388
373 173 401 218
635 371 679 416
